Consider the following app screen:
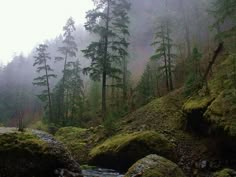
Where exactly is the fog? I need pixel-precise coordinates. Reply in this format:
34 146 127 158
0 0 233 124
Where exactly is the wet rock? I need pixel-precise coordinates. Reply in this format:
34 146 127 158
124 154 186 177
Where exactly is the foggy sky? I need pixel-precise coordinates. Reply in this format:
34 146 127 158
0 0 94 65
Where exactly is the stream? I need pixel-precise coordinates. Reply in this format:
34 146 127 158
82 168 124 177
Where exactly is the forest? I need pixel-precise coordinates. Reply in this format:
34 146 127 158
0 0 235 177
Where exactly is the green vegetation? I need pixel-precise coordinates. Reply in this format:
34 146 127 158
213 168 236 177
205 89 236 136
55 126 107 164
0 131 46 153
55 127 88 163
125 154 185 177
89 131 175 171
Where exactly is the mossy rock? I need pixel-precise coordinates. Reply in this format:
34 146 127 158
55 127 89 164
55 126 106 164
183 96 213 113
0 128 82 177
213 168 236 177
204 89 236 137
89 131 175 171
125 154 186 177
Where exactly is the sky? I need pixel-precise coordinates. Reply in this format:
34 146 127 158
0 0 94 65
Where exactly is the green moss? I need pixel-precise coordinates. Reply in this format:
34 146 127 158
0 131 47 154
90 131 174 157
213 168 236 177
183 96 213 113
28 121 48 132
55 127 89 164
125 154 185 177
89 131 175 171
205 89 236 136
119 89 186 134
55 126 107 164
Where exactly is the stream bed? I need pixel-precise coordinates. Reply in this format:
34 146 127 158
82 168 124 177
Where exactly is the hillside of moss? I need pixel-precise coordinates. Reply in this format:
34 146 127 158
183 54 236 138
52 54 236 176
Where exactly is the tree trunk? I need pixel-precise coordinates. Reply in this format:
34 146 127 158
179 0 191 59
61 52 68 125
123 57 127 100
102 0 111 121
44 59 53 123
162 26 169 91
166 22 174 91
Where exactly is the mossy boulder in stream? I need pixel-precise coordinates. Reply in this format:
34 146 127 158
0 128 82 177
125 154 186 177
89 131 175 171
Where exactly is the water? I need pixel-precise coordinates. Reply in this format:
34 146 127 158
82 168 124 177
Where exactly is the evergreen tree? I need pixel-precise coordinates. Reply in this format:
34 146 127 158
33 44 56 122
211 0 236 39
150 18 175 92
184 47 202 95
66 59 84 123
82 0 130 120
55 17 78 123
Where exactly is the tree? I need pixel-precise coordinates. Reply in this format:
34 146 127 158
66 59 84 123
111 0 131 100
33 44 56 122
82 0 130 120
178 0 191 59
184 47 202 95
150 17 175 92
211 0 236 39
55 17 78 123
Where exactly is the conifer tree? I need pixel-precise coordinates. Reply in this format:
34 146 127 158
55 17 78 123
33 44 56 122
83 0 130 120
150 18 175 92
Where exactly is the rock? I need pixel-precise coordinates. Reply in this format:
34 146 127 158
55 126 106 164
200 160 208 169
124 154 186 177
89 131 176 171
204 89 236 137
0 128 82 177
213 168 236 177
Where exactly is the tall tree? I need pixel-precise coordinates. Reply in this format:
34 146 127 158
150 18 175 92
33 44 56 122
179 0 191 58
83 0 130 120
55 17 78 123
211 0 236 39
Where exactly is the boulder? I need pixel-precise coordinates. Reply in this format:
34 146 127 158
0 128 82 177
89 131 175 171
125 154 186 177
